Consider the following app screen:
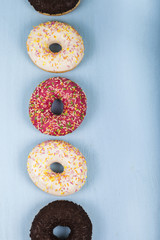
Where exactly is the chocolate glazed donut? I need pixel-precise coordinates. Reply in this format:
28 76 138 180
28 0 80 15
30 201 92 240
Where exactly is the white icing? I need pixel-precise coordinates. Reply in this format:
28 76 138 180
27 21 84 72
27 140 87 196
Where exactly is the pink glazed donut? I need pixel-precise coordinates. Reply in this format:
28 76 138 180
29 77 87 136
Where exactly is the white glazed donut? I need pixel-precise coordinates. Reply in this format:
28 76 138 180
26 21 84 73
27 140 87 196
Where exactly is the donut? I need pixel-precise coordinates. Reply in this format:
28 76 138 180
29 77 87 136
27 140 87 196
26 21 84 73
30 200 92 240
28 0 80 16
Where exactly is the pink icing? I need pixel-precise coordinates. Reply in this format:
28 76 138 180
29 77 87 136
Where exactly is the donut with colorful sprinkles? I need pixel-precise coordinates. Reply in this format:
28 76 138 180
26 21 84 73
27 140 87 196
28 0 80 16
30 200 92 240
29 77 87 136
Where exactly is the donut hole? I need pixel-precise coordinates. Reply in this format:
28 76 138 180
51 99 64 115
50 162 64 174
53 226 71 239
49 43 62 53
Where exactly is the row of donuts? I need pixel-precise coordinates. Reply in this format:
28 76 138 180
25 1 92 239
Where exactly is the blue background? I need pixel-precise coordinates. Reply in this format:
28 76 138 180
0 0 160 239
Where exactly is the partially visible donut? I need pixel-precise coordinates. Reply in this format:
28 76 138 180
26 21 84 73
30 200 92 240
29 77 87 136
27 140 87 196
28 0 80 16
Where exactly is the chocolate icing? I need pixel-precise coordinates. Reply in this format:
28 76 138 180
28 0 80 15
30 201 92 240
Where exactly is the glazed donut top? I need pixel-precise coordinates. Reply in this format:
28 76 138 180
30 201 92 240
29 77 87 136
28 0 80 15
27 140 87 196
26 21 84 73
